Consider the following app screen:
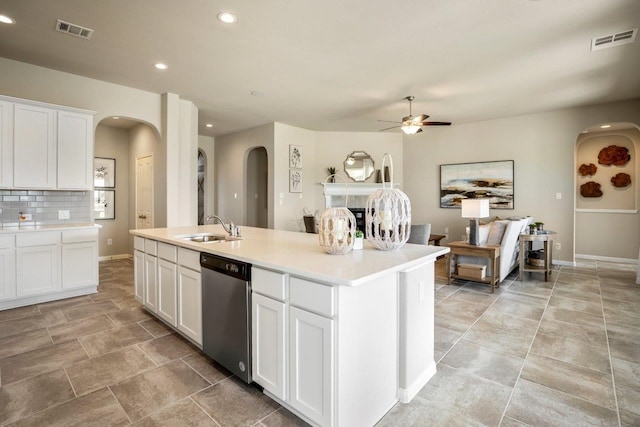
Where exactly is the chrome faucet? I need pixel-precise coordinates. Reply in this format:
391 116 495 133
206 214 239 237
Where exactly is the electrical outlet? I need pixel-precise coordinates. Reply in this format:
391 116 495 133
444 227 449 234
107 238 113 246
58 210 70 220
555 242 561 251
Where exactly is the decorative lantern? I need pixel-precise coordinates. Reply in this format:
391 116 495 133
318 175 357 255
365 154 411 250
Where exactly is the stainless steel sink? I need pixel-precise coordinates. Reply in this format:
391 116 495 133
176 233 240 243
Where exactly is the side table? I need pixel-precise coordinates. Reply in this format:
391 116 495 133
429 234 446 246
447 241 501 293
519 232 557 281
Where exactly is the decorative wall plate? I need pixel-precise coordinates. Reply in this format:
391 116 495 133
578 163 597 176
580 181 603 197
598 145 631 166
611 173 631 188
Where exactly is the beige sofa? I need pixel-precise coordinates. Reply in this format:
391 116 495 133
455 217 533 283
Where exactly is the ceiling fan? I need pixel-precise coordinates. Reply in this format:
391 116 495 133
378 96 451 134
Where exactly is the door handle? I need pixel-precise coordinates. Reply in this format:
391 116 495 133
138 215 147 219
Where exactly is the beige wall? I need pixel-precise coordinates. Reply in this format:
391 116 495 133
576 127 640 259
94 125 130 257
215 123 275 227
404 99 640 263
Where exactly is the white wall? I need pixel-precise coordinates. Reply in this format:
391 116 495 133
404 99 640 262
198 135 215 222
92 124 130 257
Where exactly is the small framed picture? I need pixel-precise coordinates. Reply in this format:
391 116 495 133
289 145 303 169
94 157 116 188
289 169 302 193
94 190 115 220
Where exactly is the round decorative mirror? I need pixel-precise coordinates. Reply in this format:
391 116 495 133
343 151 375 182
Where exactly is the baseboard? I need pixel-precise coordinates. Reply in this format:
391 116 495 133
553 260 576 267
397 360 437 403
99 254 133 261
575 254 638 264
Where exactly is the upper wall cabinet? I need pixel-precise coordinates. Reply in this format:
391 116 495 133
0 95 95 190
13 103 57 189
0 100 13 187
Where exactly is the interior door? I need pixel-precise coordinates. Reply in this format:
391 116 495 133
136 155 153 229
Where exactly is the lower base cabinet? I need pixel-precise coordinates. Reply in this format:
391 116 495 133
16 244 59 297
157 258 178 326
177 265 202 345
252 293 286 400
288 306 334 426
0 247 16 301
143 254 158 313
62 242 97 290
133 250 144 302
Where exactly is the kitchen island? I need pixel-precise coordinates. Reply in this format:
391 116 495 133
131 225 448 427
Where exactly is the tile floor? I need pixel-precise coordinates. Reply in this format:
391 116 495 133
0 257 638 426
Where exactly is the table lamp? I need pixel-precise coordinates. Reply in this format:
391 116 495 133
461 199 490 246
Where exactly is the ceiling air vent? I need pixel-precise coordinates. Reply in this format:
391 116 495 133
55 19 94 40
591 28 637 51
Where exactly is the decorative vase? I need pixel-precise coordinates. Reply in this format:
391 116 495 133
365 154 411 251
375 169 382 183
353 236 363 250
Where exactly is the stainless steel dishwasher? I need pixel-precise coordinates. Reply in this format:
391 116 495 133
200 253 252 384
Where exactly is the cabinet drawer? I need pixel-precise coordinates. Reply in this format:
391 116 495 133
290 277 335 317
0 235 15 249
133 236 144 251
178 247 200 272
16 231 61 247
62 228 98 243
158 242 177 262
144 239 157 256
252 267 286 301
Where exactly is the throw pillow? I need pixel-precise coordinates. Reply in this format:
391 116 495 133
487 220 508 245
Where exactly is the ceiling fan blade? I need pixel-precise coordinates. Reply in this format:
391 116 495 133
379 125 401 132
420 121 452 126
377 119 402 124
413 114 429 123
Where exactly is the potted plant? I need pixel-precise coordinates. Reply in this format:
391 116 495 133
327 166 336 182
353 229 364 250
534 222 544 232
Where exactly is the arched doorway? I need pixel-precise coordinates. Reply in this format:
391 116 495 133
198 149 205 225
246 147 268 228
575 122 639 261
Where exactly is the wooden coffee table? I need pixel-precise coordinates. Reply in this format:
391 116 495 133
447 241 501 293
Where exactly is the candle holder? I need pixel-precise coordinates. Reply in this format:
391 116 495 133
318 175 356 255
365 154 411 251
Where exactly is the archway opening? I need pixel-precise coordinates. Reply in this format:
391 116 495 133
246 147 268 228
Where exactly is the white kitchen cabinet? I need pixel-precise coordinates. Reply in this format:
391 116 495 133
289 306 335 427
144 253 158 313
158 258 178 326
16 232 61 297
57 110 93 189
0 235 16 301
133 249 145 302
13 103 56 189
61 229 98 290
252 293 286 400
0 100 13 188
177 265 202 345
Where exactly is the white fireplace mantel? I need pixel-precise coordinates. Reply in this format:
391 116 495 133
321 182 402 208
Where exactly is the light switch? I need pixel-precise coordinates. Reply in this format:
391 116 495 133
58 210 70 219
556 192 562 200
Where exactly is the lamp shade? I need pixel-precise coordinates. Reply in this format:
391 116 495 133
461 199 490 219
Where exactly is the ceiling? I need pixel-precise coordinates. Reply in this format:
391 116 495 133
0 0 639 137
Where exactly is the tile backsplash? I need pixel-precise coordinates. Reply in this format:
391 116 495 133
0 190 91 227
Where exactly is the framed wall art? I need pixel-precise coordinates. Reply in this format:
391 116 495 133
440 160 514 209
94 157 115 188
94 190 115 220
289 169 302 193
289 145 303 169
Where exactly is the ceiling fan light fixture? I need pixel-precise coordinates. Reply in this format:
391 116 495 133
401 124 421 135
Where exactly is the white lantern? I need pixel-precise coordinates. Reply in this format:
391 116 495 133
319 175 357 255
365 154 411 250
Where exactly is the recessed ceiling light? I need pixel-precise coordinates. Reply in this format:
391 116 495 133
205 123 213 128
0 14 15 24
217 12 237 24
154 63 168 70
600 124 611 129
251 91 264 97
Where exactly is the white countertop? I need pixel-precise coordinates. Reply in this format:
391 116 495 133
131 225 449 286
0 223 101 234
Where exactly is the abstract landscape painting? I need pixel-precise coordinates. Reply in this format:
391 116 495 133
440 160 514 209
